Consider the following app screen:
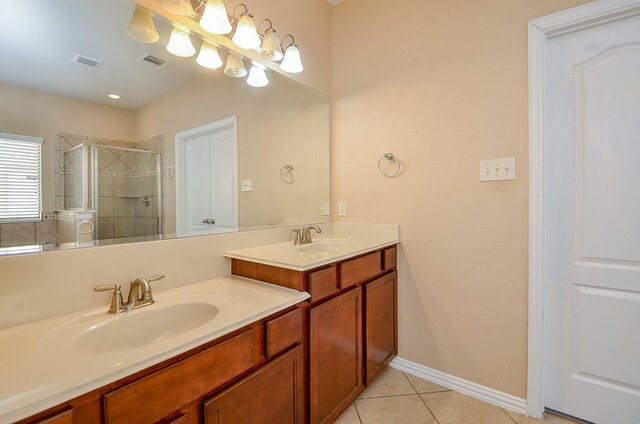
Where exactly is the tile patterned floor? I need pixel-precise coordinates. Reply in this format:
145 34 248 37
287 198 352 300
334 367 578 424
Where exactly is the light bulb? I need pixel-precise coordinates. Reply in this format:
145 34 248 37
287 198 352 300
157 0 193 15
247 62 269 87
200 0 232 34
260 29 283 61
166 25 195 57
280 43 303 73
232 13 261 49
196 41 223 69
224 53 247 78
125 6 159 44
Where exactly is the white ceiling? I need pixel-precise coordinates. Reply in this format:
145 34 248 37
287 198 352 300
0 0 209 110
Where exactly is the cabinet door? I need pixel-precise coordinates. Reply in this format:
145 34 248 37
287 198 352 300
365 271 398 383
204 345 305 424
310 287 363 424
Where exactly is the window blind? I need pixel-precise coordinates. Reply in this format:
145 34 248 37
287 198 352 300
0 133 44 222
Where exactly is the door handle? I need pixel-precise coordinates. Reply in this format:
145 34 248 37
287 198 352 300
201 218 216 224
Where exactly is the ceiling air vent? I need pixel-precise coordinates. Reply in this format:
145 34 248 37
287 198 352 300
139 54 168 68
72 54 103 68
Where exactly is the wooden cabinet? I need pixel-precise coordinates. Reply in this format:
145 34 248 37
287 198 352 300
204 345 305 424
19 306 305 424
310 288 363 424
364 271 398 384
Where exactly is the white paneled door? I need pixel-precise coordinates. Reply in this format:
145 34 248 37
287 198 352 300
544 11 640 424
176 117 237 236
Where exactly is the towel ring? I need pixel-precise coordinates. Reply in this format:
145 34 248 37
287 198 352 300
378 153 401 177
281 165 294 184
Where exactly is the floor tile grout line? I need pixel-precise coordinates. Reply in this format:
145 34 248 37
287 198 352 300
352 402 364 424
500 407 520 424
402 372 441 424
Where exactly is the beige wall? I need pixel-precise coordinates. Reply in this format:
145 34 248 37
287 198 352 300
0 83 137 212
332 0 591 398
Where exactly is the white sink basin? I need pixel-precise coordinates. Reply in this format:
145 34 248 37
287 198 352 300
75 303 218 353
297 239 360 253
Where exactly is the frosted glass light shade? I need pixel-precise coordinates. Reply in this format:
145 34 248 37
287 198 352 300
232 14 260 49
260 29 283 61
126 6 159 44
196 42 223 69
166 26 196 57
280 44 303 73
247 62 269 87
224 53 247 77
200 0 232 34
157 0 193 15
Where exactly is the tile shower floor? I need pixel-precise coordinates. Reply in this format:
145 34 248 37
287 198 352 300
334 367 577 424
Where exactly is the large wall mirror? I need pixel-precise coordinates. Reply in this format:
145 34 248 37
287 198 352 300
0 0 329 255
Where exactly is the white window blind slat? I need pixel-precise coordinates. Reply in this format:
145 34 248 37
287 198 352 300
0 133 43 222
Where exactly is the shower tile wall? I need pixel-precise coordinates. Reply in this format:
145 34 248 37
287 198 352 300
135 135 165 237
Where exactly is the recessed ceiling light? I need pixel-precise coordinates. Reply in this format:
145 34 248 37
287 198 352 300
108 94 121 99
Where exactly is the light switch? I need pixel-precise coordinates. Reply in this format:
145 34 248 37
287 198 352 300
321 201 330 216
338 201 347 217
479 158 516 181
241 179 253 191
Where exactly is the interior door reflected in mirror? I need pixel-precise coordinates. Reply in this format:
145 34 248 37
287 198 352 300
0 0 329 255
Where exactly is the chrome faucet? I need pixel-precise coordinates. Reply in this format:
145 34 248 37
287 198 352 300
292 225 322 245
94 274 164 314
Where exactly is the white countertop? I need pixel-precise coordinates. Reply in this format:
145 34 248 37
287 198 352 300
224 223 400 271
0 277 309 423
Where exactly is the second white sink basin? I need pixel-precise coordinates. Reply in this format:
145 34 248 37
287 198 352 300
297 239 360 253
75 303 219 353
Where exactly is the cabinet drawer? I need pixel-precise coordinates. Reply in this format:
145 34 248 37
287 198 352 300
103 328 258 424
308 266 338 302
382 245 397 271
266 308 304 358
35 409 73 424
340 251 382 289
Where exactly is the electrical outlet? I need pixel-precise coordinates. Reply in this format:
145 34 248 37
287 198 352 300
241 180 253 191
479 158 516 181
338 201 347 217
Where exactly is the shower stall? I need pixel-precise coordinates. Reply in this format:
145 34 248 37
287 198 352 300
63 143 163 241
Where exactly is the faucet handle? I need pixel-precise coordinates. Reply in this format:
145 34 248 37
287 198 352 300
146 274 165 283
94 284 125 314
291 229 302 245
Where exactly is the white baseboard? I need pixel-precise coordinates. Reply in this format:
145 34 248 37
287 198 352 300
390 357 527 415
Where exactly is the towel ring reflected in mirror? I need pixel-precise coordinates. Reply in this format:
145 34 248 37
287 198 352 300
281 165 294 184
378 153 402 177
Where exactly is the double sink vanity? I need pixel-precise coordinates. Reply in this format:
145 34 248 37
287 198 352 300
0 224 399 424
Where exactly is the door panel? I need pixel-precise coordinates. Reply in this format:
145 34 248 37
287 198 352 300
545 12 640 424
185 134 211 235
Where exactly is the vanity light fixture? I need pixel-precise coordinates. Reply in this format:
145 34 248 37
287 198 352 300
166 24 196 57
199 0 232 34
258 19 283 61
196 40 224 69
246 61 268 87
125 6 159 44
231 4 261 49
279 34 303 73
157 0 194 16
224 52 247 77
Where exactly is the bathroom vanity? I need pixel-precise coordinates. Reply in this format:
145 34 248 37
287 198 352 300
4 225 399 424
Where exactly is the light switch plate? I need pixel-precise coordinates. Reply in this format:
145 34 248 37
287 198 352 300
321 201 330 216
338 201 347 217
241 180 253 191
479 157 516 181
